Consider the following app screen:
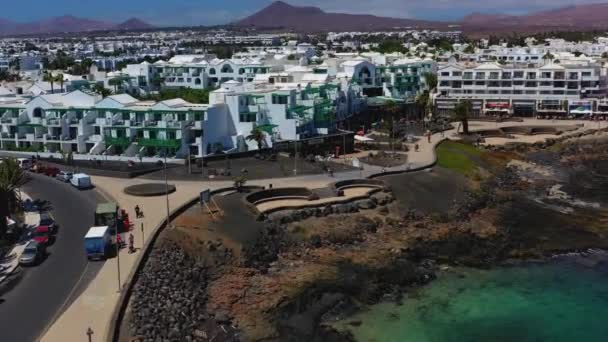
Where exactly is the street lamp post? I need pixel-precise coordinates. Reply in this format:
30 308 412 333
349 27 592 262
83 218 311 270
86 327 94 342
115 217 121 292
164 152 171 229
293 140 297 176
140 222 145 247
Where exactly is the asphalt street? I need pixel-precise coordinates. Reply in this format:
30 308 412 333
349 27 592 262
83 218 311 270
0 172 105 342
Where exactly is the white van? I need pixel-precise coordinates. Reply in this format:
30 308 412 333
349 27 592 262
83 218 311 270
17 158 33 170
70 173 92 189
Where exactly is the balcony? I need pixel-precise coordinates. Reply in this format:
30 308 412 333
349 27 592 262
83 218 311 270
1 118 17 125
137 138 181 149
104 135 132 146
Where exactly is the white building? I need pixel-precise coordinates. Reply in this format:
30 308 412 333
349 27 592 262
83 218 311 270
436 61 607 117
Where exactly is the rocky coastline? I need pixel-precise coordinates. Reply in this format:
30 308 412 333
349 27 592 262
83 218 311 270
123 131 608 342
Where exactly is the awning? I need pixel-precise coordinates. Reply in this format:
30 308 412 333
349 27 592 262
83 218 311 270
355 135 374 142
257 124 278 134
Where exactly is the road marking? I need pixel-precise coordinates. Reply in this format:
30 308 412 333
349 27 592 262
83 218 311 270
34 261 92 342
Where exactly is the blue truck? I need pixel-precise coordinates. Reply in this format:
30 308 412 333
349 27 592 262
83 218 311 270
84 226 112 260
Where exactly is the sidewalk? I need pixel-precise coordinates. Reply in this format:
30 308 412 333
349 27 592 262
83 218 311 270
40 118 600 342
0 194 39 286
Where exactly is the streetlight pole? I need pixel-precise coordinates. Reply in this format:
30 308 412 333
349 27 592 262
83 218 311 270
115 216 121 292
293 140 297 176
86 327 94 342
164 153 171 229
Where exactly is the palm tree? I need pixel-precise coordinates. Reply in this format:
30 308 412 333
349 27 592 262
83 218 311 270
108 77 124 94
415 90 431 121
246 128 266 151
542 52 554 61
382 100 401 153
43 71 55 93
453 100 472 135
56 73 65 93
423 72 437 90
0 158 29 239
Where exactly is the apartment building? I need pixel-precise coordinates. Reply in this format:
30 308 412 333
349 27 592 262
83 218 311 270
202 78 366 155
0 73 367 158
378 57 436 100
435 61 607 117
0 91 207 157
123 55 276 91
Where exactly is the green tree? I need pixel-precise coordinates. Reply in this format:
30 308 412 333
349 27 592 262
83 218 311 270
382 100 401 152
416 90 431 119
43 71 56 93
56 73 65 93
374 40 408 54
463 44 476 54
0 158 28 239
453 100 472 135
93 83 111 97
246 128 266 151
423 72 437 90
543 52 555 61
108 77 122 94
233 176 247 193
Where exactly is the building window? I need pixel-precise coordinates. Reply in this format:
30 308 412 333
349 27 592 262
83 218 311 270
32 107 43 118
440 72 449 76
209 68 216 75
452 71 462 76
221 64 234 73
271 94 289 105
239 68 245 74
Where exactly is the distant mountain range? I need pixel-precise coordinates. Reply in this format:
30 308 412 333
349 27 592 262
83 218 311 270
235 1 450 31
236 1 608 35
0 15 154 36
3 1 608 37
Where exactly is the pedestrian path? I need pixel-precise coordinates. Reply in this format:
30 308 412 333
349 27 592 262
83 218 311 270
40 118 601 342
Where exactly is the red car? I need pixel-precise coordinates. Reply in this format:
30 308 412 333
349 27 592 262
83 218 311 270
43 166 60 177
32 225 51 245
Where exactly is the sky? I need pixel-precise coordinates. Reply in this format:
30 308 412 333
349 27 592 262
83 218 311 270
2 0 606 26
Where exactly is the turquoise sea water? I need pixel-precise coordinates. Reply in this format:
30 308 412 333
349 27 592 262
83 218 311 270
335 259 608 342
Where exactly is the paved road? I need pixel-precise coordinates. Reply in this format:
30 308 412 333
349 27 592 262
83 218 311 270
0 173 105 342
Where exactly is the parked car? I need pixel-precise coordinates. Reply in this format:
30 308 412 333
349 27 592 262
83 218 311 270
22 199 39 212
19 240 46 266
32 225 51 246
39 212 57 234
40 165 60 177
56 171 73 182
17 158 33 170
70 173 92 189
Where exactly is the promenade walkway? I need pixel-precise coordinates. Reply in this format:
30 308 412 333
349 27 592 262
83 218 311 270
40 118 603 342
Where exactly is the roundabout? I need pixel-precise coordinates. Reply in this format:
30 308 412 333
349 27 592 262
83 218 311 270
124 183 177 197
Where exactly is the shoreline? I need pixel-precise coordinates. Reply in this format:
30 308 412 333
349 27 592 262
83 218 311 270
121 130 608 342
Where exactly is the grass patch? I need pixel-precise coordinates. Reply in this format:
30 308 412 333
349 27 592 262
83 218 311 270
436 141 482 176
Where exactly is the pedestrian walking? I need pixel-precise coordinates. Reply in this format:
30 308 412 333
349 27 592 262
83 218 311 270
415 144 419 152
128 233 135 253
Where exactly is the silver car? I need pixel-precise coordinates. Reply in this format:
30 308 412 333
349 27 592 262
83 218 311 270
19 240 46 266
56 171 73 182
